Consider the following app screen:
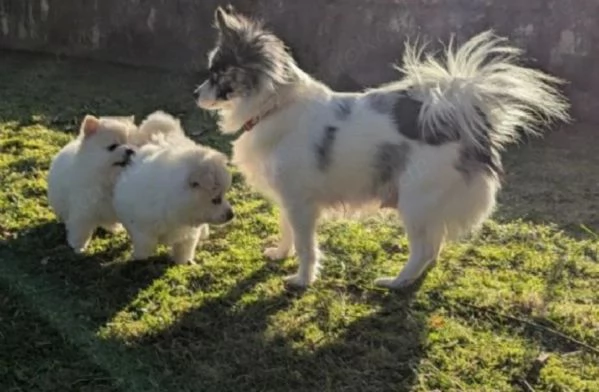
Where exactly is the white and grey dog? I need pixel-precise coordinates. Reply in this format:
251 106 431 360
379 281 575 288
195 6 570 289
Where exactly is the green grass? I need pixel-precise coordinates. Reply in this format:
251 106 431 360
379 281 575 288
0 50 598 392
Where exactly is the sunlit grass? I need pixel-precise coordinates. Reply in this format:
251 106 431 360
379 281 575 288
1 51 597 392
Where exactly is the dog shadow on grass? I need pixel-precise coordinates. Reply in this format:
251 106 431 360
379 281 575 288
3 221 429 391
111 261 430 392
0 221 173 328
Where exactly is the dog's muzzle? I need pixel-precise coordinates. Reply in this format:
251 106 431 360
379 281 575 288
114 148 135 167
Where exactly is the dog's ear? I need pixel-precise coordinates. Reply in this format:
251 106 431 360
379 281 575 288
81 115 101 138
188 152 228 191
214 5 239 34
224 4 236 14
189 168 217 192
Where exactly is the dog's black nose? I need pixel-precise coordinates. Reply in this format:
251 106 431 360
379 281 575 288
225 209 234 222
125 148 135 156
193 88 200 100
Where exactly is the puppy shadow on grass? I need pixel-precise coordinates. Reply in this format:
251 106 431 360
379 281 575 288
0 220 172 328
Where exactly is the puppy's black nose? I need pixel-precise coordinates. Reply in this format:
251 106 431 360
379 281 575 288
225 209 234 222
193 88 200 100
125 148 135 156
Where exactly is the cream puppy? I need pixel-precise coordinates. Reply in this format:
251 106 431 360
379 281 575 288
47 115 136 253
114 111 234 264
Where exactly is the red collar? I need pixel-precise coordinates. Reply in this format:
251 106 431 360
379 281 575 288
240 103 281 132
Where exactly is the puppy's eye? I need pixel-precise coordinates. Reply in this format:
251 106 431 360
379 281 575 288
190 182 200 188
211 196 222 205
107 143 119 151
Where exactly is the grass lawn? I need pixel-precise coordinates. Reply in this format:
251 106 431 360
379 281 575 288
0 50 598 392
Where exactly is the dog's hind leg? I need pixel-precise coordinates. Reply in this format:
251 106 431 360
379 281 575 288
264 211 294 261
283 204 320 288
374 223 444 290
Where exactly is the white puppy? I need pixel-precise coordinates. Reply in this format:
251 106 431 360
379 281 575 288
114 111 234 264
47 115 136 253
195 8 570 289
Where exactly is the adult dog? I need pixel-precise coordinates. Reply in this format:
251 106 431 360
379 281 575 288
195 6 569 289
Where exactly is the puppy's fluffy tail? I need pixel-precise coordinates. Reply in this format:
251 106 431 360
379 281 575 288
399 30 570 150
131 111 193 147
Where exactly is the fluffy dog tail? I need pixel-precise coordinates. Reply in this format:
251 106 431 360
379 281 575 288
399 30 570 151
131 110 194 147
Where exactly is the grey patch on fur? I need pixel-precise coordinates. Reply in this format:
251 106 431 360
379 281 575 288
315 126 339 171
367 91 396 114
455 108 503 181
367 90 458 145
456 146 503 181
374 142 411 187
333 94 356 121
206 9 298 100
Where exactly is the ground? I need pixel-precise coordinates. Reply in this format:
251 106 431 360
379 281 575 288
0 50 598 392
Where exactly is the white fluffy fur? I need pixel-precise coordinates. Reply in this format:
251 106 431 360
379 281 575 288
198 20 570 289
113 111 233 264
47 116 137 253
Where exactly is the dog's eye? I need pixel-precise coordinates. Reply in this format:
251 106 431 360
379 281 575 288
211 196 222 205
190 182 200 188
107 143 119 152
217 84 233 100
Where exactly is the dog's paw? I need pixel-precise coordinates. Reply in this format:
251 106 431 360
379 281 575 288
173 257 196 266
71 246 86 255
264 247 290 261
374 276 415 290
132 250 152 261
284 273 315 289
101 223 124 234
67 238 88 254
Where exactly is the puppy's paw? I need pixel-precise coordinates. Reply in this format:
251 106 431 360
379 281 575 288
264 247 291 261
173 256 196 265
71 245 87 255
132 250 152 261
67 237 89 254
374 276 415 290
101 223 124 234
284 273 315 289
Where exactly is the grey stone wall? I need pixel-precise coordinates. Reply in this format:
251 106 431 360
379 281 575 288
1 0 597 122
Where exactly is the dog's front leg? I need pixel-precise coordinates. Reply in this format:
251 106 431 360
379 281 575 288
264 212 294 260
130 229 157 261
66 217 96 254
171 230 201 265
283 204 320 288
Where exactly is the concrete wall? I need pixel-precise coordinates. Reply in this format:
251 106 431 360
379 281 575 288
1 0 598 123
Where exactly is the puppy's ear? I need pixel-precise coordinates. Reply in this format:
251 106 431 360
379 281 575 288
81 115 101 138
189 168 217 191
188 153 228 191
